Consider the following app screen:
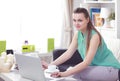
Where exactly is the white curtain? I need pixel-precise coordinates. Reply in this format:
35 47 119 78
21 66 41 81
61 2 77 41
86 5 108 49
61 0 74 48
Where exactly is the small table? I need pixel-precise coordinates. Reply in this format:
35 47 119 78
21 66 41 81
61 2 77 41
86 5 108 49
0 70 35 81
0 52 78 81
0 69 77 81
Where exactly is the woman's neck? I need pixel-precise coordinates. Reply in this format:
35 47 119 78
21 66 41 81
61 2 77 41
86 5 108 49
80 28 87 35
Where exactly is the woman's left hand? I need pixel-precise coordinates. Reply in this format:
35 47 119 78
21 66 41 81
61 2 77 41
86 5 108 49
51 71 68 78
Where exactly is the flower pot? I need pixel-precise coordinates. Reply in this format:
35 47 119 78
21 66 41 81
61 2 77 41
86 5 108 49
110 20 115 28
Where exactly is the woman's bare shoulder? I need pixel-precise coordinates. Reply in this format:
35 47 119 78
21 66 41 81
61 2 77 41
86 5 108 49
74 31 78 39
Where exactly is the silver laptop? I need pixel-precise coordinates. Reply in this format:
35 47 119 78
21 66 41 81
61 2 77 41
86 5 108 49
15 53 55 81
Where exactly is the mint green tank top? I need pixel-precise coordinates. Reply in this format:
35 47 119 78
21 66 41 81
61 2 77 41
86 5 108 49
78 30 120 69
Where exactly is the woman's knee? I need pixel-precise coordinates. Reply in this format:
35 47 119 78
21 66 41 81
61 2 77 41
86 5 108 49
79 66 119 81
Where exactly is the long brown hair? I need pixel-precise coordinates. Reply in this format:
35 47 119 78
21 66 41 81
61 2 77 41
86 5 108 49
73 8 102 53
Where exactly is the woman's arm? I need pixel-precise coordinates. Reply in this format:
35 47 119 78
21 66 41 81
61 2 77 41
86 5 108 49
50 32 78 66
59 33 100 77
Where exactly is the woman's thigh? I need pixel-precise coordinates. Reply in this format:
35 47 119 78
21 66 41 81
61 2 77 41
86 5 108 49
73 66 119 81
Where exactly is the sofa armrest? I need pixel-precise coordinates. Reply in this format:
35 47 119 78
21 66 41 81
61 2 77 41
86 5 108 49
53 49 83 71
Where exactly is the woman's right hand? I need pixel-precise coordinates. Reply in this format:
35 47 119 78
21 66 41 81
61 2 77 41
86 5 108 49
41 60 48 70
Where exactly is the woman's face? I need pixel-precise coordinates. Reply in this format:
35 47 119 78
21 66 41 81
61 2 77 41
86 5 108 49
73 13 89 32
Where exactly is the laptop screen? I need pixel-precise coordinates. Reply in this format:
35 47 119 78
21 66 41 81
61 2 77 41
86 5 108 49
15 53 46 81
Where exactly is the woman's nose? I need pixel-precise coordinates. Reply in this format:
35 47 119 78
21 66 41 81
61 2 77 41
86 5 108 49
75 21 79 25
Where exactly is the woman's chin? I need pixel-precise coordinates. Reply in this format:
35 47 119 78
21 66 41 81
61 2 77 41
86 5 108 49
76 28 81 31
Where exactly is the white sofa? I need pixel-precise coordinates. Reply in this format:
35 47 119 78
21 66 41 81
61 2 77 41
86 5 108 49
104 38 120 62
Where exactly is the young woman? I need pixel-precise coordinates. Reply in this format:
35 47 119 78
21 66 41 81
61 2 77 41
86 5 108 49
42 8 120 81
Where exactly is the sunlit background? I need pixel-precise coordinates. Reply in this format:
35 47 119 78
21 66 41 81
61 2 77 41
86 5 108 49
0 0 63 52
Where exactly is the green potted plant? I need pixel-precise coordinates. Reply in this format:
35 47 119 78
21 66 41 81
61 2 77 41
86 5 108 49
108 12 115 21
108 12 115 28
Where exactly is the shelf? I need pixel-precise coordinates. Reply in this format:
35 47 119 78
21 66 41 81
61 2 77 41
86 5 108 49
95 27 116 31
84 0 115 3
77 0 118 38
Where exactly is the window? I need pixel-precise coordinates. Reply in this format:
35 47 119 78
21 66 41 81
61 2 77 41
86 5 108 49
0 0 63 52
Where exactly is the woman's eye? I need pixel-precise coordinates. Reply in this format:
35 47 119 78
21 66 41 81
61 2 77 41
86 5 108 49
78 19 82 22
73 19 76 22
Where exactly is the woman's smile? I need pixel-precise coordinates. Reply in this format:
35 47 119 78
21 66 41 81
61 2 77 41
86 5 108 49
76 25 81 29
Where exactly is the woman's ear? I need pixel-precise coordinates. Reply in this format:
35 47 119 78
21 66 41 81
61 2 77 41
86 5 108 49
87 17 89 23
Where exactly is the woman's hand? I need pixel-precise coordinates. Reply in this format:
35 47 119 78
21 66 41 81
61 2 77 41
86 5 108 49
51 71 68 78
41 60 48 70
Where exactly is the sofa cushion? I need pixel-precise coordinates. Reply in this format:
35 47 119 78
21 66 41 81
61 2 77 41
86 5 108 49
104 38 120 61
117 50 120 62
